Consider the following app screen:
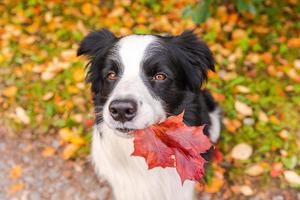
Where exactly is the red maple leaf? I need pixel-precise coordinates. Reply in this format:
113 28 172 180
131 113 212 183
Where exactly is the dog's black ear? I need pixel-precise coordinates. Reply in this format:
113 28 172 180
171 30 215 91
77 29 118 94
77 28 117 57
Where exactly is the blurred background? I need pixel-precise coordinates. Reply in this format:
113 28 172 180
0 0 300 199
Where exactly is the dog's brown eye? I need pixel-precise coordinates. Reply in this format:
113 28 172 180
107 71 118 80
153 73 167 81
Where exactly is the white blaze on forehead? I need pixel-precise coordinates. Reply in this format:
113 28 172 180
118 35 156 76
102 35 166 130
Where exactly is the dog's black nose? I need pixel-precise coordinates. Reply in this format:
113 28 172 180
109 99 137 122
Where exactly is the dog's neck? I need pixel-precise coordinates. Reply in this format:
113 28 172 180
92 123 195 200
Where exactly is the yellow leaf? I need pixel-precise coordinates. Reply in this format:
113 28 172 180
3 86 17 98
42 147 56 157
62 143 80 160
59 128 74 142
59 128 85 146
73 68 85 82
10 165 22 179
82 3 93 16
232 29 246 40
287 38 300 48
70 136 85 146
7 183 24 195
67 85 79 94
204 177 224 193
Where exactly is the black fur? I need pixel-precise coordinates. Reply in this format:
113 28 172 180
77 28 118 94
77 29 119 124
157 31 215 92
142 31 216 129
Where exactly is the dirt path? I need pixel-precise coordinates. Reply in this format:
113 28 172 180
0 125 111 200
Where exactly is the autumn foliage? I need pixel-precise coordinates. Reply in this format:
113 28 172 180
1 0 300 196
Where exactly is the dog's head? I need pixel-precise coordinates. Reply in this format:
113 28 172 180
78 29 214 137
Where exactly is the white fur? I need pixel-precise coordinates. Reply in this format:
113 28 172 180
208 107 221 143
102 35 166 136
92 124 195 200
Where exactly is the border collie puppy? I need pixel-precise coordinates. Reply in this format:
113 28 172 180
78 29 221 200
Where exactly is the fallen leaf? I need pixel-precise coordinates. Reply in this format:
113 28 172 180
245 164 264 176
261 52 272 64
84 119 94 128
285 85 294 92
195 182 204 192
70 136 85 146
239 185 254 196
232 29 247 40
42 147 56 157
59 128 85 146
132 113 212 183
246 53 260 64
59 128 73 141
62 143 80 160
42 92 54 101
41 71 55 81
269 115 280 124
243 117 255 126
231 185 254 196
278 129 289 140
7 183 24 195
235 101 253 116
235 85 250 93
294 59 300 69
10 165 22 179
81 3 93 16
284 170 300 186
246 94 260 102
231 143 253 160
73 68 85 82
211 92 225 102
223 118 241 133
15 107 30 124
258 111 269 123
270 162 283 177
204 177 224 193
61 50 76 61
287 38 300 48
3 86 17 98
287 69 300 82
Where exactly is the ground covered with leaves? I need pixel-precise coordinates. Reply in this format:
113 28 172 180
0 0 300 199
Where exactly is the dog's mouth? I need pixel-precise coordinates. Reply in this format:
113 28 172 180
114 127 136 138
116 128 135 133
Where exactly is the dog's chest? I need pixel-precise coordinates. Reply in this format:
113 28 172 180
91 125 195 200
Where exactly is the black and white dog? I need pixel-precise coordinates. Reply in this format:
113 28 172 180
78 29 221 200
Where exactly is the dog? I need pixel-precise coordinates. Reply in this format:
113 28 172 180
78 29 221 200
